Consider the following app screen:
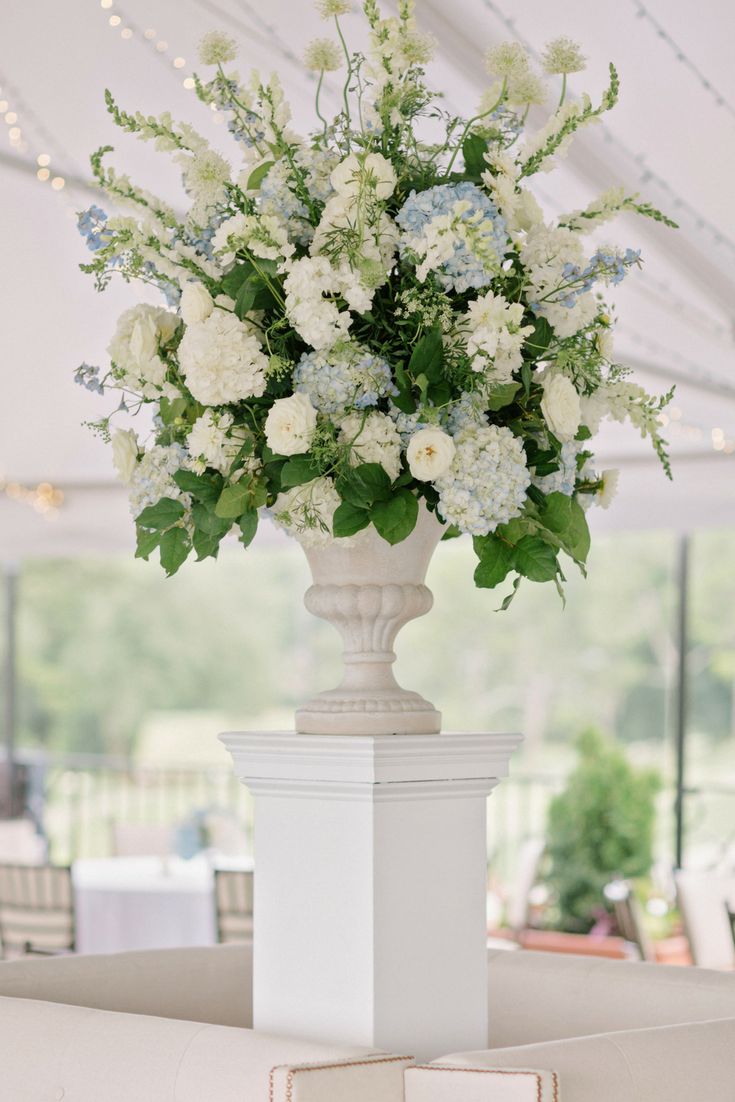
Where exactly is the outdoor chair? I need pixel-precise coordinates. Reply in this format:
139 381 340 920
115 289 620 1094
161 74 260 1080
0 818 46 865
605 878 656 961
675 868 735 969
0 863 75 958
214 867 254 943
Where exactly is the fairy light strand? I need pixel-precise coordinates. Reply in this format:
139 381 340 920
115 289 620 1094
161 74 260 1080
631 2 735 122
475 0 735 262
0 477 64 520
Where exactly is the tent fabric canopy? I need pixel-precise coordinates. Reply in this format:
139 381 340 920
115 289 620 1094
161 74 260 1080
2 0 734 555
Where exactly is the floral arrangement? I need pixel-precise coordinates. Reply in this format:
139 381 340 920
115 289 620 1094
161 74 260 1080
77 0 674 603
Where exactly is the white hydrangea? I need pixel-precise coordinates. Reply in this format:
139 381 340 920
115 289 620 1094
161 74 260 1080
178 308 268 405
521 224 597 337
541 292 598 338
187 410 248 475
434 424 530 536
128 443 190 517
462 290 535 381
283 255 352 351
108 304 180 396
339 411 402 482
271 476 341 547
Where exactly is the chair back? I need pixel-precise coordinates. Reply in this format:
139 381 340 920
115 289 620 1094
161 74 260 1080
214 868 254 943
0 863 75 957
606 879 655 961
675 869 735 969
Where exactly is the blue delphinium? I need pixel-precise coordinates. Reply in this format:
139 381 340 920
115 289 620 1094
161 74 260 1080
77 206 111 252
396 182 508 294
74 362 104 394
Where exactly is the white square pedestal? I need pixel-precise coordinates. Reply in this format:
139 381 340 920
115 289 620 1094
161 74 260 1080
222 731 521 1061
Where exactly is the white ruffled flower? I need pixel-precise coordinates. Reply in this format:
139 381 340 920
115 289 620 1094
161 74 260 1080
435 423 530 536
339 411 402 482
271 476 341 547
541 374 581 441
111 428 139 484
265 393 318 456
178 308 268 405
187 410 248 475
304 39 343 72
407 427 456 481
463 290 534 381
198 31 238 66
596 328 615 361
108 304 179 395
597 468 619 509
330 152 397 200
283 255 352 351
180 282 214 326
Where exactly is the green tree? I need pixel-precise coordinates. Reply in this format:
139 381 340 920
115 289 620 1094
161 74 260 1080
544 729 660 933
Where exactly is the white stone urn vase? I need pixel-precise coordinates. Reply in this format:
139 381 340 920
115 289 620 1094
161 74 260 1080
295 503 445 735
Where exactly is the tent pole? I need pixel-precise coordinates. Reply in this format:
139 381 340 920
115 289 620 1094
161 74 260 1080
674 535 690 870
3 563 18 820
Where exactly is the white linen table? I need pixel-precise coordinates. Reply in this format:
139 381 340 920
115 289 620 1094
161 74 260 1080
73 854 253 955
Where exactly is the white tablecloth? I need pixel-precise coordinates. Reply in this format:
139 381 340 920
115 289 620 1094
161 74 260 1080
73 855 253 955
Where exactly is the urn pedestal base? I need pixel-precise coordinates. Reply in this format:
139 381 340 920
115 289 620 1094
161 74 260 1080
222 729 522 1061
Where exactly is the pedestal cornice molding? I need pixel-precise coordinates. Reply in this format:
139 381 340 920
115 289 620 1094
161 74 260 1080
246 776 502 802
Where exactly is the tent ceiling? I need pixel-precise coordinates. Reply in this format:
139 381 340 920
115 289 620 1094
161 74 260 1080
1 0 734 556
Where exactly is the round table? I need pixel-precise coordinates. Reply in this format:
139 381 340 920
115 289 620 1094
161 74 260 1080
72 854 253 955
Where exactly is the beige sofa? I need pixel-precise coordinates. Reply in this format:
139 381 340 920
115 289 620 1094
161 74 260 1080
1 944 734 1100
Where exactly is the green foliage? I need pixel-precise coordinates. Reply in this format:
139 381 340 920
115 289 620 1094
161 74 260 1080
545 729 661 933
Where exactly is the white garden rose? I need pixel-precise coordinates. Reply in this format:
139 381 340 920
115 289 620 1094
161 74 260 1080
178 308 268 406
541 374 581 442
108 304 179 393
111 428 139 483
330 152 397 199
598 468 619 509
265 392 318 456
271 476 341 547
407 427 456 481
180 281 214 325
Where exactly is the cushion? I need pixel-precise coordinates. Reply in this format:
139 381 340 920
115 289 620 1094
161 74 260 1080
487 947 735 1047
436 1017 735 1102
405 1065 558 1100
0 995 410 1101
0 942 251 1026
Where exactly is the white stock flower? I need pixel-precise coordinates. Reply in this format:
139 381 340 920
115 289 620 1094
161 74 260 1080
178 308 268 405
463 290 534 381
597 468 619 509
339 411 402 481
272 476 341 547
111 428 139 484
198 31 238 66
407 427 456 481
542 37 586 75
180 282 214 325
265 393 318 456
108 304 179 394
304 39 343 72
541 374 581 441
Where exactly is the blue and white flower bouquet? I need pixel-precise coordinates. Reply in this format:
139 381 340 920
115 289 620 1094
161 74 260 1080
77 0 673 602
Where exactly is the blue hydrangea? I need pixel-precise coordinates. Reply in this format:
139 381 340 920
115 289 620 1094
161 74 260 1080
294 348 398 414
396 182 507 293
532 440 579 497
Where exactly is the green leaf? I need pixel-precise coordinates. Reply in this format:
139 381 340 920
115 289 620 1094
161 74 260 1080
338 463 392 509
473 538 515 589
542 492 591 564
515 535 559 582
192 503 232 561
408 327 443 384
221 262 255 299
136 497 185 531
486 383 521 411
575 424 592 442
370 490 419 545
135 527 160 561
238 510 259 548
173 470 223 506
234 274 276 319
159 526 191 577
332 500 370 538
499 575 522 611
159 396 189 425
524 316 553 359
520 360 533 397
215 482 252 519
246 160 274 190
462 133 489 179
280 454 321 489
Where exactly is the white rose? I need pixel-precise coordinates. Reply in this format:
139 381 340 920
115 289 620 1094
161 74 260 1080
111 428 139 484
180 282 214 325
129 313 159 365
407 427 456 481
598 468 619 509
265 393 318 456
541 374 581 442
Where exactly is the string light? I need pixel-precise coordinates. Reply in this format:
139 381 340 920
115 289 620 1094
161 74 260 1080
476 0 735 262
631 2 735 122
0 477 64 520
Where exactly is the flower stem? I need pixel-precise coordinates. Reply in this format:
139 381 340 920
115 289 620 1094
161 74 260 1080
315 71 329 136
558 73 567 108
334 15 353 147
